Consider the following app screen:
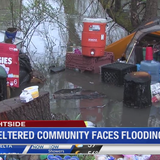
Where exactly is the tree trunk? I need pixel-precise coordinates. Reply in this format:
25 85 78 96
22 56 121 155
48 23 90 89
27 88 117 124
62 0 81 52
115 0 121 12
142 0 158 22
131 0 139 28
0 91 51 120
99 0 159 32
99 0 133 32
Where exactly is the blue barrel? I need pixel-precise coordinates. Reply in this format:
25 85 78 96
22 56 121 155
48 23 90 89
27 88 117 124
5 28 17 43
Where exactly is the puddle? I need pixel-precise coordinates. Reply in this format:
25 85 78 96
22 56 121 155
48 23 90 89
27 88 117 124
11 69 159 127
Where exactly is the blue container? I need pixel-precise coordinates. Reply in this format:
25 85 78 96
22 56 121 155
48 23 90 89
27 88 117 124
47 155 59 160
70 156 79 160
64 156 71 159
140 47 160 83
136 64 140 71
55 156 63 160
5 28 17 43
107 156 115 160
140 60 160 82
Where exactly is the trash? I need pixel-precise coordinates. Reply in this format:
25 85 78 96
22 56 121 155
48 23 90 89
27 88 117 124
135 155 151 160
24 86 39 99
152 94 160 103
40 155 48 160
74 48 82 55
20 86 39 103
136 64 140 71
151 83 160 95
47 155 59 160
64 156 71 159
75 68 79 72
117 59 126 63
53 89 107 99
54 156 63 160
123 155 135 160
71 156 79 160
20 90 33 103
150 83 160 103
94 155 107 160
49 66 65 73
107 156 115 160
85 121 96 127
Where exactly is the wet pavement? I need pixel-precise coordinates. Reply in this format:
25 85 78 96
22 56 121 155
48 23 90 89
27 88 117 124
11 69 160 127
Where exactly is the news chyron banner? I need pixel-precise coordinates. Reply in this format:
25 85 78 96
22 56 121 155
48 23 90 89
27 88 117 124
0 144 103 154
1 120 160 154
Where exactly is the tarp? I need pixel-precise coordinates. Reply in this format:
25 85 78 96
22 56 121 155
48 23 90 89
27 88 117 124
105 17 160 64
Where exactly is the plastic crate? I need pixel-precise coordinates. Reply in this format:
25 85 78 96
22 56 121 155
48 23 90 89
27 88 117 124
101 62 137 85
123 72 151 108
66 52 114 73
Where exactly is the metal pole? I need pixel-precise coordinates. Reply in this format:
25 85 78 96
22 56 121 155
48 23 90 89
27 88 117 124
126 41 137 63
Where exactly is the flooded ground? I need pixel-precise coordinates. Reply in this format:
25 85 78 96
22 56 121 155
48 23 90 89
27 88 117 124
11 68 159 128
2 0 160 128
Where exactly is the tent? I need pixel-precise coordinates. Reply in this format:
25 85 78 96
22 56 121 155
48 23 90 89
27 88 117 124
105 17 160 64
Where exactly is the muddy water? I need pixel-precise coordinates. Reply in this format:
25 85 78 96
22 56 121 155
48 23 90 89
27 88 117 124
12 68 158 127
8 0 160 128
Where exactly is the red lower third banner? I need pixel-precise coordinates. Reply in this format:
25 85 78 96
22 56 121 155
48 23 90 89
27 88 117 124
0 120 86 127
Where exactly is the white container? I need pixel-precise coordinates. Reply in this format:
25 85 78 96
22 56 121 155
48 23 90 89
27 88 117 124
20 90 33 103
83 18 107 23
85 121 96 127
94 155 107 160
24 86 39 99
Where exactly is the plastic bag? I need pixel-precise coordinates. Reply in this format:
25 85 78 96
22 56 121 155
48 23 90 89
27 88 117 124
135 155 151 160
123 155 136 160
94 155 107 160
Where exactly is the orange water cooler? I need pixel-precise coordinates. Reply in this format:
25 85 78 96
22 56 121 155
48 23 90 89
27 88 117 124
81 18 107 57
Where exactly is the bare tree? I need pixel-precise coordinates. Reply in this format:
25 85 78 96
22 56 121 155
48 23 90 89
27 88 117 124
142 0 158 22
99 0 158 32
115 0 121 12
61 0 81 51
131 0 139 28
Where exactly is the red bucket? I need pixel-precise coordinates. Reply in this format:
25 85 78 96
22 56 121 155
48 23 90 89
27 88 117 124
145 47 153 60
